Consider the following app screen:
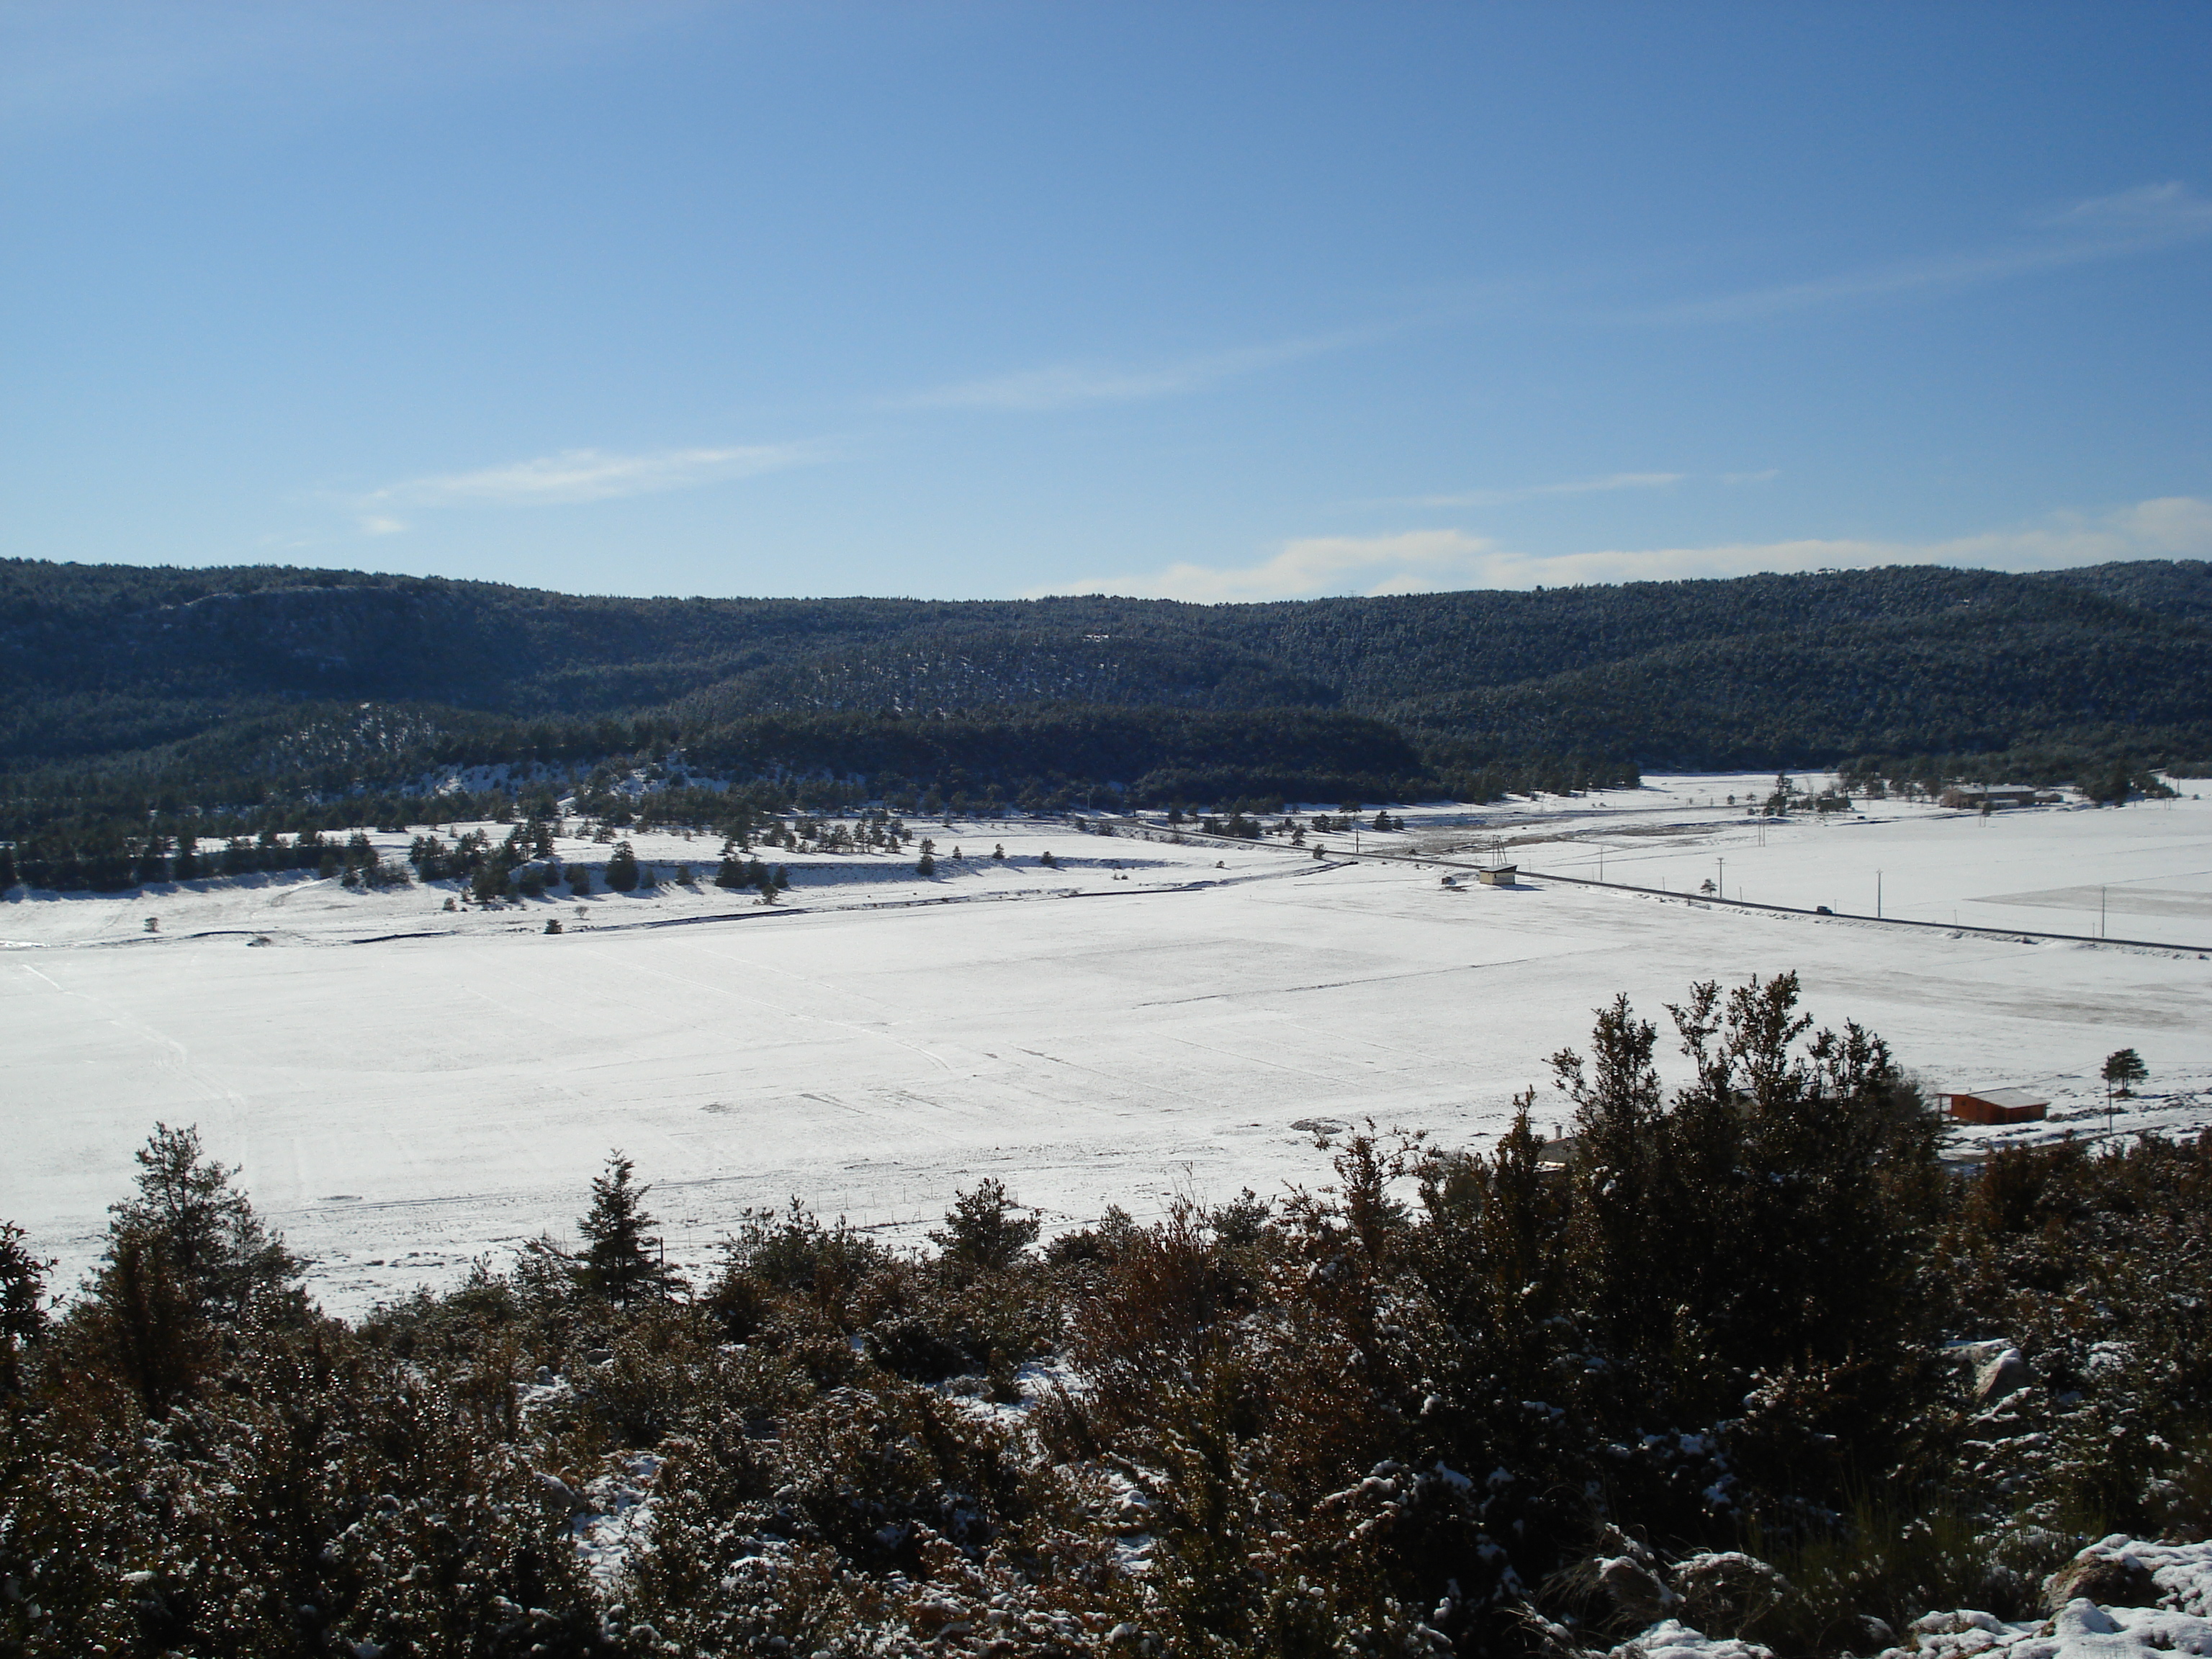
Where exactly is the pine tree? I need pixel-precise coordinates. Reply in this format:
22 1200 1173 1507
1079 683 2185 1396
2103 1047 2148 1102
469 855 508 903
929 1178 1039 1272
102 1123 302 1328
91 1227 218 1414
606 840 641 892
575 1153 683 1307
1552 975 1941 1429
0 1221 50 1396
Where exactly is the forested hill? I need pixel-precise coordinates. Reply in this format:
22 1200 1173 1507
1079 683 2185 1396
4 556 2210 787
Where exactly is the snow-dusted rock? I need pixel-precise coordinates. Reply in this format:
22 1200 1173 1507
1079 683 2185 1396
1673 1551 1791 1629
1974 1346 2033 1404
1609 1617 1774 1659
2045 1540 2160 1616
1599 1555 1680 1624
1883 1541 2212 1659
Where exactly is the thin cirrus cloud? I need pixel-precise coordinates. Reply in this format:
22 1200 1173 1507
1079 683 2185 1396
0 3 680 130
893 325 1387 413
1041 497 2212 604
904 184 2212 413
357 440 827 515
1656 181 2212 323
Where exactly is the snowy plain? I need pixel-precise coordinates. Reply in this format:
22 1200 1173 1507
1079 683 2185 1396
4 773 2209 1316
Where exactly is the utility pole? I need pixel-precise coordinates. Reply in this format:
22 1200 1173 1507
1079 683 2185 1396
1717 856 1725 901
1876 868 1881 919
2101 886 2107 938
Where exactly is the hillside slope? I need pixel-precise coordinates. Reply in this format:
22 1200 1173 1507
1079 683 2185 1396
3 557 2207 783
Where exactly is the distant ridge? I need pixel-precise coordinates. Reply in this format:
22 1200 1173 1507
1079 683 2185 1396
4 557 2208 778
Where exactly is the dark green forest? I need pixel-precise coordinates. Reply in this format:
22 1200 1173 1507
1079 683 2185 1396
4 977 2206 1657
4 557 2208 873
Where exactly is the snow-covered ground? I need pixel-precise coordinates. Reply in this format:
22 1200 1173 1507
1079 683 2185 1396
1407 774 2212 948
5 775 2209 1315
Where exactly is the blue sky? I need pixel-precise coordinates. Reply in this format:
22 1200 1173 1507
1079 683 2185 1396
4 2 2208 601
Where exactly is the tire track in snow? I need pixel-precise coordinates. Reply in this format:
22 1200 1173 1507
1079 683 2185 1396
15 958 249 1135
1132 956 1554 1009
591 942 963 1074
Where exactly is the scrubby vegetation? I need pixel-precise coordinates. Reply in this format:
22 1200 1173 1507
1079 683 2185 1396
4 977 2208 1657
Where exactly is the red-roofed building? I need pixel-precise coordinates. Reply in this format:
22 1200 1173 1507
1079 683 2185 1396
1946 1087 2050 1125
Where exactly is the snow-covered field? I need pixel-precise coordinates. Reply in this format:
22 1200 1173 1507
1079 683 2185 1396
6 774 2209 1314
1458 777 2212 946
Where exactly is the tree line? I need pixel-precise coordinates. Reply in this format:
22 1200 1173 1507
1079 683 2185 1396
5 554 2206 871
0 701 1649 888
6 557 2209 769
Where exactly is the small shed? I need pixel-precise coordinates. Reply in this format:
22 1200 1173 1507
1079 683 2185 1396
1939 786 2041 810
1946 1087 2050 1125
1477 866 1517 886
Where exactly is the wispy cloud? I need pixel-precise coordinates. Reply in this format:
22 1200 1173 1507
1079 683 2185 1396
1391 471 1686 510
894 326 1383 413
2035 180 2212 239
1049 529 1500 604
1040 497 2212 603
362 441 826 509
358 515 410 536
1659 182 2212 323
0 2 685 130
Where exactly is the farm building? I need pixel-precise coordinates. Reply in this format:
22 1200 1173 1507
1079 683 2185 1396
1946 1087 2050 1125
1938 786 2053 810
1477 866 1517 886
